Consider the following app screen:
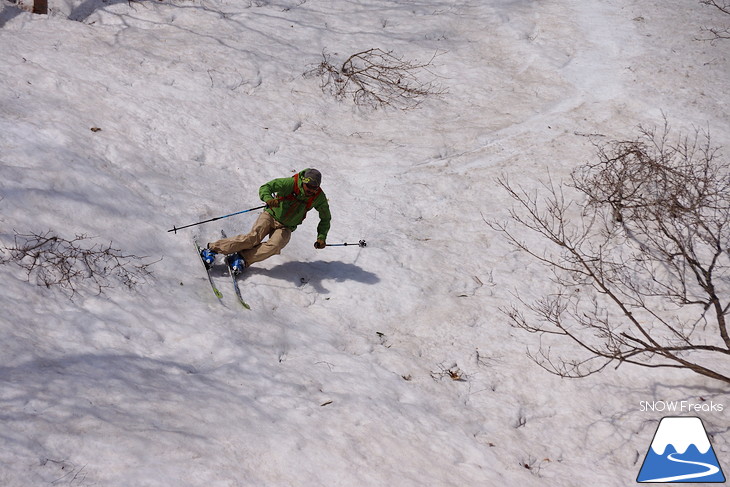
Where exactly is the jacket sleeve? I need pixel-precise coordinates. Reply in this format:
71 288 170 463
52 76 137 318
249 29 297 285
314 193 331 241
259 177 295 202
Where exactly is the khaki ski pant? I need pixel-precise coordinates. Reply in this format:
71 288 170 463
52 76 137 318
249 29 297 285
208 212 291 267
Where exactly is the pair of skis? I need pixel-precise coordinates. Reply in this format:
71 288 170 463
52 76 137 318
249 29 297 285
193 231 250 309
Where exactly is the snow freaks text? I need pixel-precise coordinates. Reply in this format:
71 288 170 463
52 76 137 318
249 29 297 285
640 401 725 413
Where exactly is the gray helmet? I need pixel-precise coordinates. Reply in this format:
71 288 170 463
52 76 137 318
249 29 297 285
302 168 322 188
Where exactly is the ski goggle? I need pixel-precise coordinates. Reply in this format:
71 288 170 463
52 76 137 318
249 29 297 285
301 177 319 189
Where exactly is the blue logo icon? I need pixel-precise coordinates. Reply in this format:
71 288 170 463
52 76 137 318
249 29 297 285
637 417 725 483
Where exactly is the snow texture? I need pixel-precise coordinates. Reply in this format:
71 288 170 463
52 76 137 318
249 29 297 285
0 0 728 485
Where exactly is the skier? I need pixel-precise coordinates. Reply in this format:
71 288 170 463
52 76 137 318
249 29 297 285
200 168 331 274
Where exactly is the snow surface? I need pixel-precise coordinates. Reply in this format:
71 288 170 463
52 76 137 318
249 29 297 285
0 0 728 485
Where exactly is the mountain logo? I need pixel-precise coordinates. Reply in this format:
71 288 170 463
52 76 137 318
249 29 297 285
637 416 725 483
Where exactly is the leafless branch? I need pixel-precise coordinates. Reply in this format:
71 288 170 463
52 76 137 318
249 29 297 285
699 0 730 40
305 48 446 110
1 230 157 298
488 119 730 385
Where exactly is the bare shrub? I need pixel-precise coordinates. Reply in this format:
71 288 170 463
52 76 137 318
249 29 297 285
430 362 468 382
488 120 730 385
1 230 156 297
699 0 730 40
305 48 445 110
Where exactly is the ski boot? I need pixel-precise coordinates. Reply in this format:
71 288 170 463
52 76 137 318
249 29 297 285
200 246 217 269
226 253 245 276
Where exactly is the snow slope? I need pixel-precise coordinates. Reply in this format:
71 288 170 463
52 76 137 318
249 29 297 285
0 0 728 485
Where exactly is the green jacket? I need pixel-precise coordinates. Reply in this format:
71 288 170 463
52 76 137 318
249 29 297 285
259 170 331 240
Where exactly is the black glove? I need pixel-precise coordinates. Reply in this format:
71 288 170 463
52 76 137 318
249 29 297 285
314 239 326 249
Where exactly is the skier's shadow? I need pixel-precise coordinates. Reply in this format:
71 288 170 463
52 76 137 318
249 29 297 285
247 260 379 294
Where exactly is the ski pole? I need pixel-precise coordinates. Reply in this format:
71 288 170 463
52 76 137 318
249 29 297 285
167 205 267 234
326 239 367 248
